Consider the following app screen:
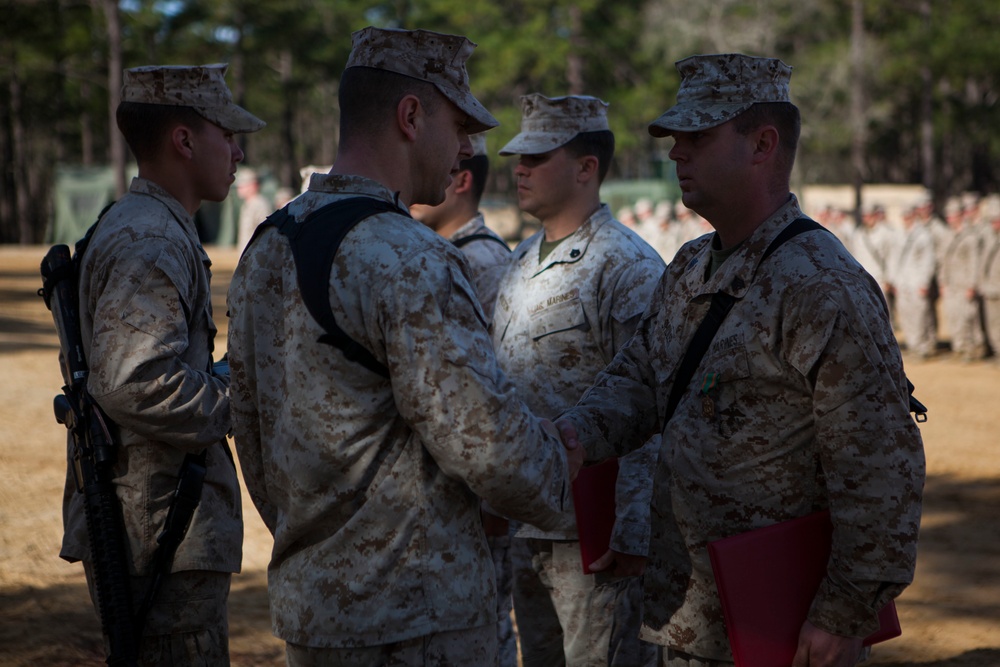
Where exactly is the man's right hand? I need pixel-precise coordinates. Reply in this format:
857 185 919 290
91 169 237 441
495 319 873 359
542 418 583 481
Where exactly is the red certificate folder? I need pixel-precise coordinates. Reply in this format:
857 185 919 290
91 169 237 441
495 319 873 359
571 457 619 574
708 510 901 666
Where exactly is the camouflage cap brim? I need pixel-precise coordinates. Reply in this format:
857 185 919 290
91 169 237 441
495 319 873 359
499 93 609 156
196 104 266 134
122 63 265 134
648 53 792 137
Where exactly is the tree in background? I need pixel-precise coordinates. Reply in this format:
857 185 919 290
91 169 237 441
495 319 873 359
1 0 998 243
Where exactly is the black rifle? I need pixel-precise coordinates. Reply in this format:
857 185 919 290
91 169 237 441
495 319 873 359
40 244 140 667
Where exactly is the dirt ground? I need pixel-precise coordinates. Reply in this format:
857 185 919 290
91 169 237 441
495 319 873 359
1 244 999 666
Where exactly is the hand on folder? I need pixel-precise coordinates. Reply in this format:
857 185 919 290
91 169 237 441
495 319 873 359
588 549 647 577
792 620 864 667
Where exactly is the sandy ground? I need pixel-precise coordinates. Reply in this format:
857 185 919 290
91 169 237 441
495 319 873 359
1 244 999 666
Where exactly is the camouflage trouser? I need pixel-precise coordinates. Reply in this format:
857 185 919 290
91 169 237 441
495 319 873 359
487 532 518 667
511 537 660 667
284 623 497 666
983 297 1000 356
83 562 231 666
895 287 937 358
942 288 984 358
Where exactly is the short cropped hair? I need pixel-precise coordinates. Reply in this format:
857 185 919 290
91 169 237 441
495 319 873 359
116 101 207 163
561 130 615 183
732 101 801 175
339 66 443 139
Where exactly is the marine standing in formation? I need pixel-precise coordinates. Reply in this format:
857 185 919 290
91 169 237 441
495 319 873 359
61 64 265 664
492 93 665 666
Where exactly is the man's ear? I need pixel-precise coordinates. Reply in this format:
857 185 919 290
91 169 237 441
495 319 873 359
577 155 600 184
751 125 779 165
452 169 474 195
170 125 196 159
397 94 422 142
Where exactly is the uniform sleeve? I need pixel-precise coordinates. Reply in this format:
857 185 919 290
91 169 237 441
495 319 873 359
784 271 925 637
563 273 667 464
379 251 571 531
86 240 230 452
603 255 665 555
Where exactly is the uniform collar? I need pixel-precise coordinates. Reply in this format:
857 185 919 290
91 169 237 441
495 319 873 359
129 177 200 243
681 194 805 299
307 172 407 210
518 203 614 273
450 212 488 241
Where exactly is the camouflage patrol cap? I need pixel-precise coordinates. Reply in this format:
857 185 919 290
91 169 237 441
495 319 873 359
499 94 610 156
648 53 792 137
121 64 265 134
346 27 498 134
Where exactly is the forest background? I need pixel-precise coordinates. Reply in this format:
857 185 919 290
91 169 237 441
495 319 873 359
1 0 999 245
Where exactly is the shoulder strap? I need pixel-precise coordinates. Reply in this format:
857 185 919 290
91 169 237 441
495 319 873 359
453 232 510 251
664 218 822 424
253 197 408 378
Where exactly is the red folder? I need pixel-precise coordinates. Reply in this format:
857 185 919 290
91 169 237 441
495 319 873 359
708 510 901 666
571 457 619 574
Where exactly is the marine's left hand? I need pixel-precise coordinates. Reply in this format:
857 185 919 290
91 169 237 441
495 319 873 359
792 620 864 667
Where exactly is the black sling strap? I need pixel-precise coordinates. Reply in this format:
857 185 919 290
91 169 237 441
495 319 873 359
664 219 824 424
252 197 409 379
453 232 511 251
663 217 926 423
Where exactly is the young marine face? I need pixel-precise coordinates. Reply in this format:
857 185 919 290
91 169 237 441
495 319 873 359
512 147 579 222
192 121 245 203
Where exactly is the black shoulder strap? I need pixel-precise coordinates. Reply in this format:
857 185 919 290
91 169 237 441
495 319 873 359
253 197 409 378
453 232 510 251
664 218 822 424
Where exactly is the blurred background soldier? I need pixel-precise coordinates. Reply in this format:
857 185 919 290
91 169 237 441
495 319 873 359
848 202 895 308
888 199 938 359
235 167 273 252
940 196 986 361
978 195 1000 361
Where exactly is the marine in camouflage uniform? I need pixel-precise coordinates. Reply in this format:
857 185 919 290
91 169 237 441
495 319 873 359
939 198 986 360
977 197 1000 359
558 54 925 666
60 64 265 665
493 93 664 667
226 28 576 667
887 199 938 359
411 132 517 667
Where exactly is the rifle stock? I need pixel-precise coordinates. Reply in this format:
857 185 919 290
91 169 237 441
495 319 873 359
41 244 139 667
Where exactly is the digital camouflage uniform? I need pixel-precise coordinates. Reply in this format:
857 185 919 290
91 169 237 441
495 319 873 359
61 178 243 662
563 196 925 661
889 220 938 358
228 167 573 656
60 63 263 665
449 210 517 667
978 199 1000 358
940 222 986 359
560 53 925 664
450 212 510 323
493 202 665 666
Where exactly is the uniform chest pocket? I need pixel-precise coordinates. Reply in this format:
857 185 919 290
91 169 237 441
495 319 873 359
697 341 751 439
528 294 588 341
